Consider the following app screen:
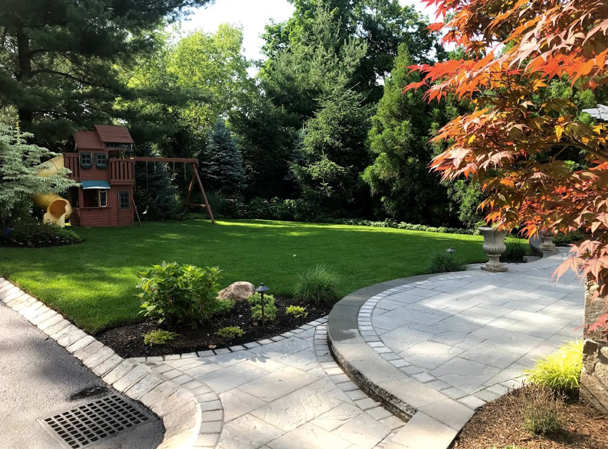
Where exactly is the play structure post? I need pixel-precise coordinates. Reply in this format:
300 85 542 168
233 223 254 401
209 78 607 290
193 163 215 225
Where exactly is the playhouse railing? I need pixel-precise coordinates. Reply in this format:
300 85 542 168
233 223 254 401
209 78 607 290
64 153 80 181
110 159 134 185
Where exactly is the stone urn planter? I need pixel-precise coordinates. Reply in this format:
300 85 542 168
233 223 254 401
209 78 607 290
478 226 508 272
539 233 557 251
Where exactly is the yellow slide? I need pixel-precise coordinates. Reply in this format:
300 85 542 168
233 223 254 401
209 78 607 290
33 155 73 227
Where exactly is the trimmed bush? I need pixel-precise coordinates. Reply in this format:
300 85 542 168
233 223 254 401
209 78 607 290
553 230 585 246
248 292 277 324
286 305 308 319
294 265 339 305
2 222 82 247
143 330 179 346
525 340 583 394
137 262 222 328
215 326 244 339
427 252 469 274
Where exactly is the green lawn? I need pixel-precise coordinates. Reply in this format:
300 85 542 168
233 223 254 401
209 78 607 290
0 219 487 334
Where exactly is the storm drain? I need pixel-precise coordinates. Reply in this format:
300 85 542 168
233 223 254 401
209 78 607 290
40 394 151 448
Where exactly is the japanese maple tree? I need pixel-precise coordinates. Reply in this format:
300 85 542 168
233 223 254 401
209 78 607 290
408 0 608 329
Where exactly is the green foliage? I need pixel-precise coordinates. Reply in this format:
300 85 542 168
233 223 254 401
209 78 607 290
215 326 244 339
1 222 82 248
0 0 211 145
520 385 563 436
525 340 584 394
286 305 308 319
427 252 469 274
215 299 235 316
363 44 454 225
248 293 277 324
0 126 76 231
137 262 222 328
294 265 340 305
553 230 586 246
446 179 487 229
143 330 179 346
200 120 246 194
291 87 372 214
501 238 529 263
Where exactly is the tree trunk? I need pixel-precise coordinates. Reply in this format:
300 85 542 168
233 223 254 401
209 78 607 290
16 27 33 131
580 277 608 413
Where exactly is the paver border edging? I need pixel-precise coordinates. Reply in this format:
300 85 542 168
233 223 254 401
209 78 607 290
0 277 217 449
327 251 566 449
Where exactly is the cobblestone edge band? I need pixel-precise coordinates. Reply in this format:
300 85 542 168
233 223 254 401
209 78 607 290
0 277 217 449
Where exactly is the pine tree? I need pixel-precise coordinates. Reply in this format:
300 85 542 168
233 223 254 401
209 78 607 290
200 120 246 195
292 87 372 214
0 0 211 146
362 44 455 225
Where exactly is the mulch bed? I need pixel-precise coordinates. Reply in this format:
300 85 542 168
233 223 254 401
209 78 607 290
452 387 608 449
97 296 331 358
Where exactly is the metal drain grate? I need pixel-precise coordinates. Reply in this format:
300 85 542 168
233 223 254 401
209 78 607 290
40 395 151 448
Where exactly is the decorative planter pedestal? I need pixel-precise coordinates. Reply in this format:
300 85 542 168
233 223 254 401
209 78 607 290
478 226 508 272
539 234 557 251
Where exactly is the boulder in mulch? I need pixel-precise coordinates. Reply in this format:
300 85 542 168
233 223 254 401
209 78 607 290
218 281 255 303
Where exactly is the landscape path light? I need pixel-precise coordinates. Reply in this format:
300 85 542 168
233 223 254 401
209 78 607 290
255 283 270 329
446 247 455 255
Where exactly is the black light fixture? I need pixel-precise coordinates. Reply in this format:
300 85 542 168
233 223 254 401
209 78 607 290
255 283 270 328
447 247 456 255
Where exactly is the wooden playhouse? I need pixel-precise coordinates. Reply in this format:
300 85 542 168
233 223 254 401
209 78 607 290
60 125 213 227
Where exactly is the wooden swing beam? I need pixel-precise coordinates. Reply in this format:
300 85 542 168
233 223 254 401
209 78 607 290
131 157 215 224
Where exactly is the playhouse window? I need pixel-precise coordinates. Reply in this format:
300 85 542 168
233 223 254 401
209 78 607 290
82 189 98 207
99 190 107 207
119 191 130 209
80 152 92 169
96 153 108 168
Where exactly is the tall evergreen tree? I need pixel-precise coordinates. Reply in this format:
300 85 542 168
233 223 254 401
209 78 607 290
0 0 211 146
200 120 246 195
292 87 372 214
362 44 455 225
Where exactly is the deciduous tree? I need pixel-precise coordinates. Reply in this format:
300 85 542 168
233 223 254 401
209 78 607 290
408 0 608 314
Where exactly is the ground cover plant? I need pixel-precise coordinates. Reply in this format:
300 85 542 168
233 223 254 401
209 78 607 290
0 219 486 334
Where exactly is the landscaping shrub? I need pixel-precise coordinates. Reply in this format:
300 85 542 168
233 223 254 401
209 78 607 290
500 238 529 263
215 326 244 339
286 305 308 319
215 299 235 316
427 252 469 273
248 292 277 324
137 262 222 327
1 222 82 247
525 340 583 395
520 385 563 435
143 330 179 346
294 265 339 305
553 230 585 246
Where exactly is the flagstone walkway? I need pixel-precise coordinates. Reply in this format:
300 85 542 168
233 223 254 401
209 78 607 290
131 249 584 449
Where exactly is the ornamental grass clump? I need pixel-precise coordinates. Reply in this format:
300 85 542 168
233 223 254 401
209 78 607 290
215 326 244 340
520 384 564 436
525 340 584 395
137 262 222 328
427 251 468 274
143 330 179 346
500 238 528 263
294 265 339 305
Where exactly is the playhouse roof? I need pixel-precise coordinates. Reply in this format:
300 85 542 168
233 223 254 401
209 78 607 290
94 125 134 144
73 125 134 151
73 131 105 150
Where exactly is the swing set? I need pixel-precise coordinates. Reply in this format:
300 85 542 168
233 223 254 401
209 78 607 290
133 157 215 226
